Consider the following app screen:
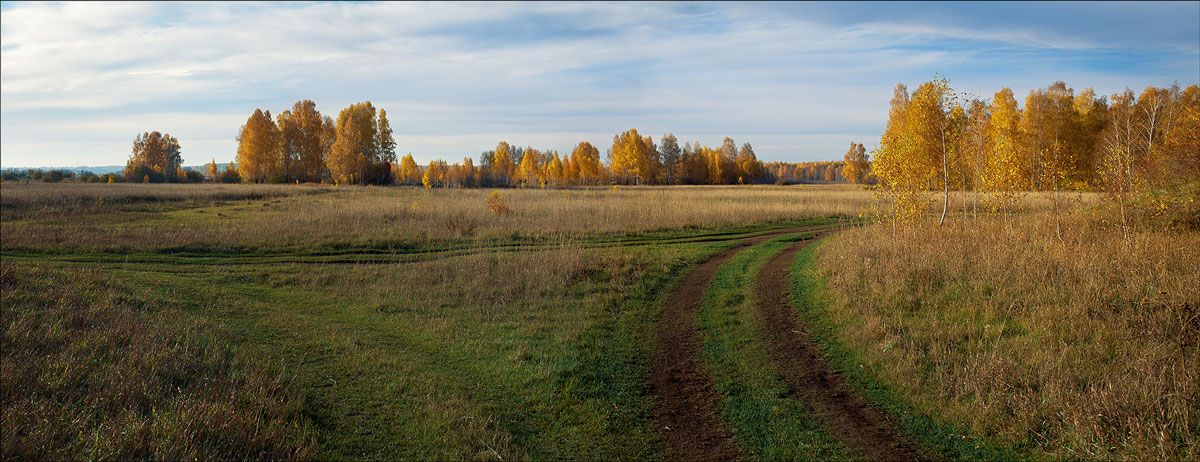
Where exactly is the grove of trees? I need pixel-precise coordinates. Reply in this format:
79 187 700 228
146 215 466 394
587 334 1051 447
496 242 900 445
235 100 395 185
124 131 184 183
871 78 1199 228
96 101 847 188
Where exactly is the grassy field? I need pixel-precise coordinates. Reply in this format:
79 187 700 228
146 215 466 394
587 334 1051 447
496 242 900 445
0 183 870 252
798 210 1199 460
3 181 1195 460
1 182 846 459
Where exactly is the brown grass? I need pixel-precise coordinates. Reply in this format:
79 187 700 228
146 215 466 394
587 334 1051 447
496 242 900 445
0 182 331 219
815 211 1199 459
0 261 317 460
0 183 873 251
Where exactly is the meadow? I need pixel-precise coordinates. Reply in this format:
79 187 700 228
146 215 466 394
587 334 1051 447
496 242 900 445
2 181 1196 460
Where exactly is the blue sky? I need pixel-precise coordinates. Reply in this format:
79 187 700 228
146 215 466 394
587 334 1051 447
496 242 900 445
2 1 1197 168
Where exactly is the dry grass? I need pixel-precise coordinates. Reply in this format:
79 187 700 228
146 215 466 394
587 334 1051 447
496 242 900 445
815 211 1199 459
0 182 331 220
0 261 317 461
0 183 872 251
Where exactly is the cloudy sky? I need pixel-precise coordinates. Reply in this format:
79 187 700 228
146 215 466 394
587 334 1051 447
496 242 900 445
2 1 1197 168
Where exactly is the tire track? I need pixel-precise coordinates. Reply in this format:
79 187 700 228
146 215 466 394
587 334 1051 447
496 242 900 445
648 223 833 461
3 222 849 267
755 237 927 461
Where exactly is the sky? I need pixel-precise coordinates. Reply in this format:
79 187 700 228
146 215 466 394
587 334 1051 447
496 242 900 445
1 1 1198 168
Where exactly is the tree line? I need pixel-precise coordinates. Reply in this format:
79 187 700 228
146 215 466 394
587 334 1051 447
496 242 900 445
867 78 1198 229
102 99 866 188
230 102 787 188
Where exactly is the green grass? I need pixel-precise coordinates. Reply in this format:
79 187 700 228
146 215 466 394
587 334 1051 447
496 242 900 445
786 237 1020 461
2 183 868 459
696 235 852 461
0 262 317 460
3 239 730 459
0 215 843 263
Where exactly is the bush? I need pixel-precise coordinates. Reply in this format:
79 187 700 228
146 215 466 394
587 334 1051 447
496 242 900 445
219 168 242 184
184 169 206 183
268 170 290 184
41 170 65 183
486 191 511 215
125 165 165 183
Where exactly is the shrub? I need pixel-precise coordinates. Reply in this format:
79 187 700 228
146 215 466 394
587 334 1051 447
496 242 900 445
219 168 242 184
486 191 510 215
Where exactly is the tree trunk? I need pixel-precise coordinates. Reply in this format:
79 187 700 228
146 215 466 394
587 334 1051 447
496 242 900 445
939 131 949 227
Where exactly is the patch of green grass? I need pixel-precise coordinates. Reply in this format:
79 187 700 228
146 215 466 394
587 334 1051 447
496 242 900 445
697 235 851 461
0 218 845 267
787 237 1020 461
7 242 728 459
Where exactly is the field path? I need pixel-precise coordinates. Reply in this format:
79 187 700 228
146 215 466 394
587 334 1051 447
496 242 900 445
755 238 926 461
648 223 830 461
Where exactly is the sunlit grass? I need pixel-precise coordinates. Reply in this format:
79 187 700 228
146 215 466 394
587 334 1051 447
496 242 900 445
0 183 872 252
805 212 1199 460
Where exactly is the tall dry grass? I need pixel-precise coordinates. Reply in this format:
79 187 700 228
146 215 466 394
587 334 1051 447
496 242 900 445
815 211 1199 459
1 183 872 251
0 182 331 220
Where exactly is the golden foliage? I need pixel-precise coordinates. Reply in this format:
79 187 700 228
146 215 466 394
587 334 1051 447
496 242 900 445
486 191 510 215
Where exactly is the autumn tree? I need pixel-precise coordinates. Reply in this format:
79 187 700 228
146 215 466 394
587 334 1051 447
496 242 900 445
872 84 921 231
328 102 394 185
561 153 578 185
206 159 219 181
236 109 281 183
488 141 516 186
546 152 564 186
660 134 681 185
423 159 447 188
1023 82 1085 239
873 79 962 227
376 109 398 183
717 137 738 184
1022 82 1083 195
736 142 763 183
1098 89 1144 239
219 161 241 183
914 78 961 225
1162 84 1200 180
981 88 1026 221
610 128 657 184
320 116 336 181
1074 88 1109 185
841 142 869 184
399 153 421 185
571 141 602 185
517 147 542 187
460 157 479 188
960 99 990 218
678 142 708 185
276 100 327 183
125 131 183 183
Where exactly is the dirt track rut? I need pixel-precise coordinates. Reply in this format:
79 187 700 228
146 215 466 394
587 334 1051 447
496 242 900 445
648 224 826 461
649 224 926 461
756 239 926 461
